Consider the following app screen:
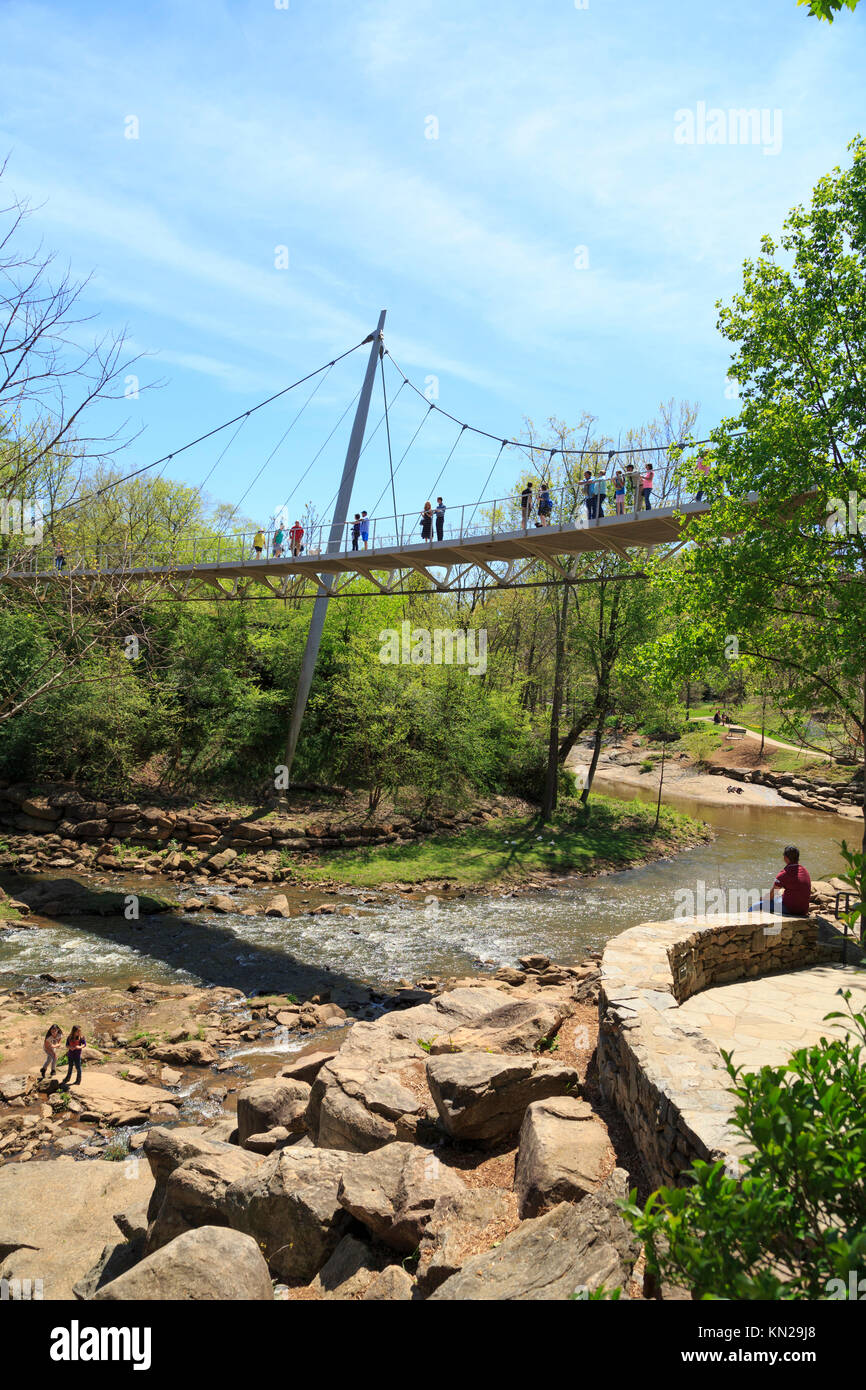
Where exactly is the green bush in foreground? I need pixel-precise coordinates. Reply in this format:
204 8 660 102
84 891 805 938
624 990 866 1300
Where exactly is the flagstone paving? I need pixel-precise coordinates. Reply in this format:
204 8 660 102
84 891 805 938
676 963 866 1071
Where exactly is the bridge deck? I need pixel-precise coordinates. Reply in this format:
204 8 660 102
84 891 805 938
3 499 704 586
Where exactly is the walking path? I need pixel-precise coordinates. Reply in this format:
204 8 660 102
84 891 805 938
677 962 866 1071
692 716 831 762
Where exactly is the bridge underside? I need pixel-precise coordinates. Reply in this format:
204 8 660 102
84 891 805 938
1 501 704 600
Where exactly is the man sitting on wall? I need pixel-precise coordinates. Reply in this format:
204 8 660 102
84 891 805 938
749 845 812 916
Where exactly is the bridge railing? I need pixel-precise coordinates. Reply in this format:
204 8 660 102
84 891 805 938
3 456 707 575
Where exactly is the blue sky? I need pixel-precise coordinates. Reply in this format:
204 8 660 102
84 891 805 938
1 0 864 533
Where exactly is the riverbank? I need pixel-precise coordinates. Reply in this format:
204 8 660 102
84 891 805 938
0 779 712 896
568 733 864 821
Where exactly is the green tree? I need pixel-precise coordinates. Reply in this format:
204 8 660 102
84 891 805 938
643 138 866 882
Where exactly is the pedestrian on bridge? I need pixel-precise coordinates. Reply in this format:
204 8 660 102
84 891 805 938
695 454 711 501
351 514 361 550
583 470 598 521
624 464 638 512
54 541 66 571
420 501 434 541
537 483 552 526
613 470 626 516
253 528 265 558
360 511 370 549
289 520 304 556
594 466 607 519
272 525 284 558
435 497 446 541
521 482 533 528
639 463 654 511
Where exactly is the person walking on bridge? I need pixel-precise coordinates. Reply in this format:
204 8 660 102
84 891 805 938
583 469 598 521
351 514 361 551
639 463 654 511
272 525 284 558
289 520 304 556
537 482 552 526
435 497 446 541
360 511 370 549
594 466 607 519
521 482 533 529
613 470 626 516
420 501 434 542
253 528 265 558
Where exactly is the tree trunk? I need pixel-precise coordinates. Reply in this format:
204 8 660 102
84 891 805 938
542 585 569 821
580 710 606 805
654 739 667 829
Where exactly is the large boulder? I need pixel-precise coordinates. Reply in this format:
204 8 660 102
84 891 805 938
146 1149 264 1253
223 1146 358 1282
0 1157 155 1301
430 1169 637 1300
308 986 569 1153
425 994 570 1055
416 1189 518 1295
142 1125 241 1220
515 1096 612 1217
425 1052 581 1143
93 1226 273 1301
336 1142 466 1253
236 1077 310 1146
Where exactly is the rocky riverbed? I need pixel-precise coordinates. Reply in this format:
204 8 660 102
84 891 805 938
0 954 657 1302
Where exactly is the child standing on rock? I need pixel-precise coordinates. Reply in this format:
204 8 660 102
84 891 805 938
59 1025 87 1086
39 1024 62 1078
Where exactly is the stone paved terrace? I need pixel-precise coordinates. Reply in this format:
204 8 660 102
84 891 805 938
677 962 866 1072
597 911 856 1187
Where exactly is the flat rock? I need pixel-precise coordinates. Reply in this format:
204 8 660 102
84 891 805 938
426 1052 581 1142
337 1142 466 1253
515 1095 611 1217
430 1169 637 1301
150 1040 217 1067
93 1226 273 1301
279 1048 338 1085
65 1070 177 1117
0 1157 155 1300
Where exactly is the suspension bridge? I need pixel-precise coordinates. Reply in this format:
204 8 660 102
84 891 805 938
0 310 755 773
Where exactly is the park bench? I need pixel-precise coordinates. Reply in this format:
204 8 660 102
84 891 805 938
725 725 746 741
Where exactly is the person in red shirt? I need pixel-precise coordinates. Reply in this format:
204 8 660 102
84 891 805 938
289 521 304 557
750 845 811 916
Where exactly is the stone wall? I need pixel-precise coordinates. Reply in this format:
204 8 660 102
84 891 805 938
0 782 491 865
597 913 827 1188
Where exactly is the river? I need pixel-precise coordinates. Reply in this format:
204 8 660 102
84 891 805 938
0 784 853 999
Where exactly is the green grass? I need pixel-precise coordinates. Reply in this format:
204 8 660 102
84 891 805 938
298 797 710 888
